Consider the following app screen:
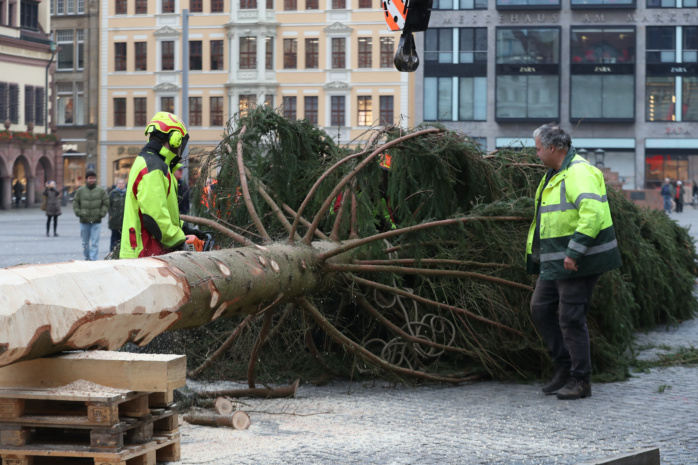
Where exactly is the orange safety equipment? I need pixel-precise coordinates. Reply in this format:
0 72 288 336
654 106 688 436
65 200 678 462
382 0 408 31
144 112 190 155
379 153 392 170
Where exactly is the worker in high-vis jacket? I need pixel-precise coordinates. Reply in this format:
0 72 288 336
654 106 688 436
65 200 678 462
120 112 203 258
526 124 622 401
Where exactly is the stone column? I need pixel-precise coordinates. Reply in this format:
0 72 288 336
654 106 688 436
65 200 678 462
25 176 36 207
1 176 11 210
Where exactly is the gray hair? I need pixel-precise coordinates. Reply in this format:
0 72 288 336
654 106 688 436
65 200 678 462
533 124 571 151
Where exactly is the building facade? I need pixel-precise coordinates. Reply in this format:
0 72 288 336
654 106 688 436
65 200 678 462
0 0 62 209
51 0 100 195
414 0 698 191
99 0 408 188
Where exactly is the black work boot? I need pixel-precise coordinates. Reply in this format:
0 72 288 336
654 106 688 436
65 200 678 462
541 366 571 395
556 378 592 400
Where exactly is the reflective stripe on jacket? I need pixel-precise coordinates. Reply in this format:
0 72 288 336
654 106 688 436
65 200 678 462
526 148 622 280
119 141 185 259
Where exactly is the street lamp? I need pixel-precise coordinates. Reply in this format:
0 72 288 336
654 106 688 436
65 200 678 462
45 33 57 134
595 148 605 167
577 148 588 161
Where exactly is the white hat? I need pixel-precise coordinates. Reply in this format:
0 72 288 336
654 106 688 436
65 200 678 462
677 180 682 185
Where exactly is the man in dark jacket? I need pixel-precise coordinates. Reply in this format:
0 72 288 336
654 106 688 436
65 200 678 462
108 179 127 252
73 170 109 260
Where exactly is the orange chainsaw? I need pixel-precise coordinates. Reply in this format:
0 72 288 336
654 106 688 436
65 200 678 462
183 232 215 252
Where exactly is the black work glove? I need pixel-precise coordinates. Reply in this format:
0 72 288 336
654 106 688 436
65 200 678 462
182 224 206 239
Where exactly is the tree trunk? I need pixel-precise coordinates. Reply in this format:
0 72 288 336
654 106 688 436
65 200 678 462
183 411 251 429
0 243 341 368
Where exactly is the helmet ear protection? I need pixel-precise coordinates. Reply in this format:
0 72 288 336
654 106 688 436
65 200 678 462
169 130 183 149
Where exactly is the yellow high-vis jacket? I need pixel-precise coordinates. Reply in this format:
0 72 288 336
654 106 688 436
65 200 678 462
119 141 185 258
526 148 622 280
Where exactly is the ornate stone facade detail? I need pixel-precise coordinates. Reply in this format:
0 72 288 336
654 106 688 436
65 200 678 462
324 22 353 34
153 82 180 92
154 25 180 37
324 81 350 90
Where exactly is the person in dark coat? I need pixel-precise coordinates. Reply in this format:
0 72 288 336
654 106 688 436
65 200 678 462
43 181 62 236
73 170 108 260
108 179 127 252
13 180 24 208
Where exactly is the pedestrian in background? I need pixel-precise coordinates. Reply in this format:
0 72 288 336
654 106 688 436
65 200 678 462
43 181 62 237
108 178 127 252
175 167 190 215
73 170 108 260
526 124 622 400
13 180 24 208
675 180 685 213
660 177 673 214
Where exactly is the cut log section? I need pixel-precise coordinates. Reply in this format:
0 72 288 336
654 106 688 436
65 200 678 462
214 397 235 416
183 412 251 430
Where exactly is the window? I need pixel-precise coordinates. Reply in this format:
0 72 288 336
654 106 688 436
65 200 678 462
190 40 203 71
162 41 175 71
8 84 18 124
0 83 7 123
332 0 345 7
267 0 273 7
648 0 697 7
284 39 297 69
241 0 256 7
380 37 394 68
20 0 38 30
434 0 487 9
240 37 257 70
114 98 126 126
496 0 560 9
135 0 147 13
283 96 297 119
647 27 676 63
135 42 147 71
57 82 83 125
162 0 174 13
424 77 487 121
358 37 372 68
210 96 223 126
264 95 274 107
646 27 698 122
115 0 127 14
161 96 175 113
358 0 371 7
571 0 634 7
306 0 318 7
211 0 223 12
284 0 296 9
134 97 147 126
332 38 346 69
496 27 560 120
189 97 202 126
115 43 127 71
266 38 274 70
331 96 345 126
57 30 74 71
239 94 256 117
191 0 202 12
570 27 635 121
24 86 34 124
357 96 372 125
305 96 318 124
380 96 394 125
211 40 224 70
77 30 85 70
305 38 319 69
424 28 487 121
34 87 44 125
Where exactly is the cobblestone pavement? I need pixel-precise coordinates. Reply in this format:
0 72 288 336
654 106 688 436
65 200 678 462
2 206 698 464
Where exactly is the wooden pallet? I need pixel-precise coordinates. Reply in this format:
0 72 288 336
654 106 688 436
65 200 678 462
0 432 180 464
